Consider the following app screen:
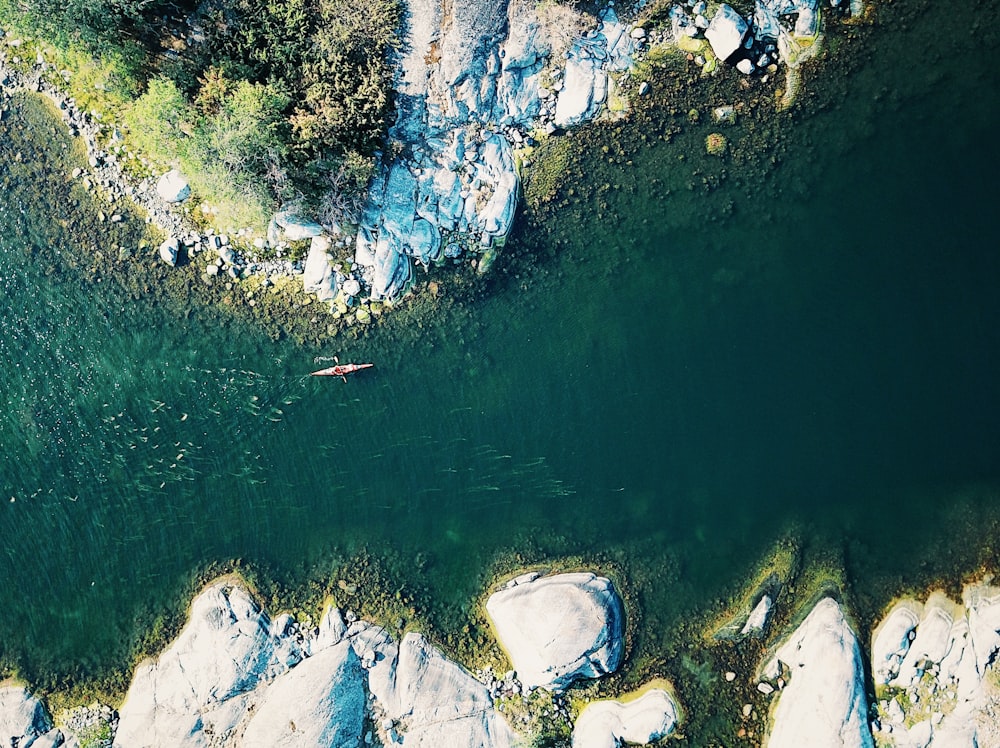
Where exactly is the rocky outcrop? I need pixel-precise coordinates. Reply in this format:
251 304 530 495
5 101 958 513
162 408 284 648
486 571 625 691
0 684 59 747
108 580 519 747
571 687 678 748
113 583 304 747
762 597 873 748
352 0 641 301
363 630 518 746
238 640 365 747
870 584 1000 747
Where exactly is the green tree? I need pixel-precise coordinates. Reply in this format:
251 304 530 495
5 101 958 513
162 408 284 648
125 75 193 162
205 80 291 175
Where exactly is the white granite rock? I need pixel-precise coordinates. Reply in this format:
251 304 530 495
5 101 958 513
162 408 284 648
239 640 365 747
571 688 678 748
893 594 955 687
705 4 749 61
0 685 56 747
303 235 336 302
486 572 625 691
156 169 190 203
553 45 607 128
376 632 518 746
274 210 324 241
764 598 873 748
871 603 919 686
741 594 773 635
114 583 296 747
158 237 180 266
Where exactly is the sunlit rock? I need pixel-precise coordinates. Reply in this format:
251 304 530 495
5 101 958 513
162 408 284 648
240 640 365 747
763 597 873 748
0 685 56 747
369 632 518 746
571 687 678 748
871 602 919 686
553 42 606 128
274 210 324 241
486 572 625 691
114 583 301 747
303 235 337 302
741 594 773 635
155 169 189 203
705 4 749 61
871 583 1000 747
158 237 179 266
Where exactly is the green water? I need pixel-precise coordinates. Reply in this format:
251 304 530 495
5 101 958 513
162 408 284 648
2 0 1000 702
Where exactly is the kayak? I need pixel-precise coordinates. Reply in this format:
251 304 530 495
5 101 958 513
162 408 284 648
310 362 374 378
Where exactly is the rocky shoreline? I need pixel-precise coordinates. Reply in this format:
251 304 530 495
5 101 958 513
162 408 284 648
4 562 1000 747
3 0 867 339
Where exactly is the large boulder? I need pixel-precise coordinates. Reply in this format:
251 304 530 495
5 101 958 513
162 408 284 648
705 4 749 61
303 235 337 302
0 685 57 746
239 640 365 747
158 237 180 266
274 210 324 241
486 572 625 691
571 687 678 748
554 43 608 128
156 169 190 203
763 597 873 748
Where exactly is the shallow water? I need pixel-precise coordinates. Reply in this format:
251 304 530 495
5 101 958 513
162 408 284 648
1 0 1000 711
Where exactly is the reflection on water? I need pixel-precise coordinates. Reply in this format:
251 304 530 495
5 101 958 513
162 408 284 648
2 0 1000 692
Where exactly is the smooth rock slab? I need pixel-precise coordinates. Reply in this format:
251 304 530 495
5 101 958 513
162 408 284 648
571 687 678 748
240 640 365 747
113 583 298 747
871 603 919 686
303 235 336 302
486 572 624 691
764 597 873 748
275 210 324 241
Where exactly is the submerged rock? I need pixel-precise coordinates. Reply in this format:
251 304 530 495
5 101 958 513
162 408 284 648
571 687 678 748
486 572 625 691
763 597 873 748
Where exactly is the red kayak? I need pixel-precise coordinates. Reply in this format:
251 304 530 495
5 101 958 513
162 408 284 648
310 362 374 380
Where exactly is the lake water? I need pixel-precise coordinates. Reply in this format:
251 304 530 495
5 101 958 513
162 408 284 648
2 0 1000 716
